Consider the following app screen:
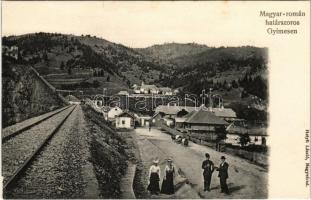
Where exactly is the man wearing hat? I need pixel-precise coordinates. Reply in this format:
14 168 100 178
201 153 214 191
216 156 230 194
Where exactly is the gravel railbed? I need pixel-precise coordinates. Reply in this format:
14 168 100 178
5 106 91 199
2 106 75 185
2 105 71 139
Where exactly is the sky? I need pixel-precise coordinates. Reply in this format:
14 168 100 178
2 1 271 48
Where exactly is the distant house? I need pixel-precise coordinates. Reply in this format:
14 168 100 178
133 82 175 95
163 117 174 127
175 116 188 128
116 111 135 129
173 89 180 94
3 45 18 60
107 106 123 121
65 95 81 105
158 87 173 95
175 108 194 128
212 107 237 122
154 105 197 119
140 82 159 94
152 112 164 127
225 120 267 146
134 113 152 127
117 90 129 96
133 84 141 94
183 106 229 142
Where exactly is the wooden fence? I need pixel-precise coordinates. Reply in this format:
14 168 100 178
160 124 268 167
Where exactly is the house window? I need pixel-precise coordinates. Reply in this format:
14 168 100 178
122 120 125 125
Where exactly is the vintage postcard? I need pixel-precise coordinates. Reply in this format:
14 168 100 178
1 1 310 199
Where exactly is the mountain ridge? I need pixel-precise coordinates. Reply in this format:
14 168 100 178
3 32 268 100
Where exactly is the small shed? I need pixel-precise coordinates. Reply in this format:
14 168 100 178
116 112 135 129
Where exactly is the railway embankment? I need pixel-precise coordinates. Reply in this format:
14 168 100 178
82 105 137 198
2 60 67 128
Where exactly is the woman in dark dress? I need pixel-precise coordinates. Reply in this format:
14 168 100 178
147 159 161 195
161 159 175 194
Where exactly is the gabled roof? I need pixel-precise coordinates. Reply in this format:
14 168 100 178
141 84 158 90
117 111 135 119
158 87 172 92
154 105 197 115
212 108 237 118
117 90 129 95
184 108 229 125
109 106 122 112
182 110 196 119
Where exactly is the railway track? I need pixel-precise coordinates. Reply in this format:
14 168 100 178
2 105 73 143
2 105 77 193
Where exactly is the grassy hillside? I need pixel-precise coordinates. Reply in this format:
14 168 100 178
2 33 170 94
3 33 268 114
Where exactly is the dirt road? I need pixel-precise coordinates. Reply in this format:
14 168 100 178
134 127 268 199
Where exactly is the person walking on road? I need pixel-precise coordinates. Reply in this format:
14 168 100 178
201 153 214 191
161 158 175 194
216 156 230 194
147 159 161 195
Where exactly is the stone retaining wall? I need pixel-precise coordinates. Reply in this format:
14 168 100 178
2 63 67 127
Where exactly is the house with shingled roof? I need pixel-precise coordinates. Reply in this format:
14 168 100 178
183 105 229 142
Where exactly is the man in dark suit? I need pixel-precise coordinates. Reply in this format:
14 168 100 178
201 153 214 191
216 156 230 194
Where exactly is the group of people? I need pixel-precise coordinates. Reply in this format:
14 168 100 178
147 153 230 196
147 158 175 195
171 135 189 146
202 153 230 194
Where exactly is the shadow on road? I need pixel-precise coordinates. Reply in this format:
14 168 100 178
229 184 246 193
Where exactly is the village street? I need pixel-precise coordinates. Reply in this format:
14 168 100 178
134 127 268 199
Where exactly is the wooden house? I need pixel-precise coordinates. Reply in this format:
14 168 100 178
116 112 135 129
183 106 229 142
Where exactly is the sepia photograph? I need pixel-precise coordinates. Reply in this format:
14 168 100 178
1 1 310 199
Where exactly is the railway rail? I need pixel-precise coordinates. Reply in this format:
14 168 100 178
2 105 77 193
2 105 73 143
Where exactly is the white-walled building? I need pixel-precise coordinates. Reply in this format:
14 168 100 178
106 106 123 121
3 45 18 60
134 113 152 127
158 87 173 95
225 121 267 146
116 112 135 129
